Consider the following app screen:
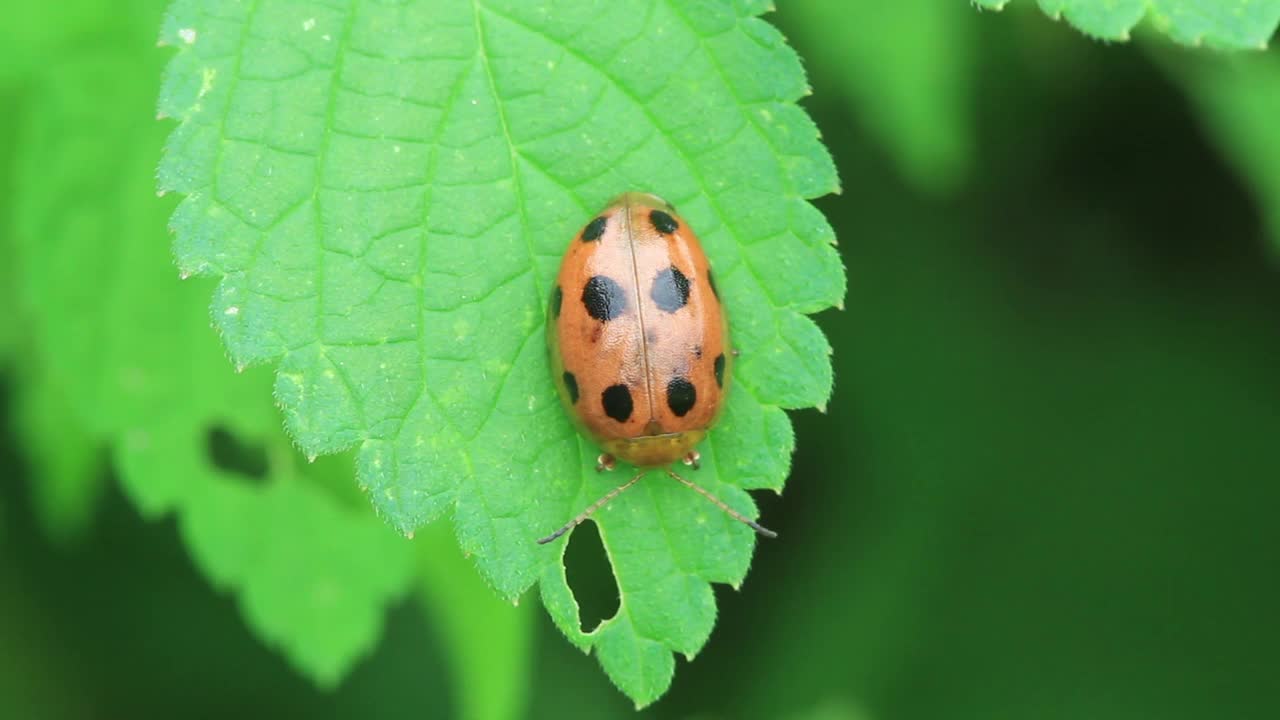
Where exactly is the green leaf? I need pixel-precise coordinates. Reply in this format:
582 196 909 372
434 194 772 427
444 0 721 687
1158 51 1280 252
0 3 108 87
784 0 975 193
0 92 20 366
12 367 104 545
972 0 1280 49
416 522 533 720
158 0 841 705
12 42 415 686
0 3 173 89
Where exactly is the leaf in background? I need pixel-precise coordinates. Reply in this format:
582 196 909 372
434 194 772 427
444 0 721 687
1159 50 1280 253
11 368 103 545
0 2 110 87
157 0 842 704
0 121 17 367
417 522 533 720
972 0 1280 49
783 0 975 193
11 44 415 687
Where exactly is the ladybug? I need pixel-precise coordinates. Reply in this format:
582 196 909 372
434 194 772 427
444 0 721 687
538 192 777 544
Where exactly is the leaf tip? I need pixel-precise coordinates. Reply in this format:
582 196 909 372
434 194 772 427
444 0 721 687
405 530 415 540
306 453 317 464
235 362 247 374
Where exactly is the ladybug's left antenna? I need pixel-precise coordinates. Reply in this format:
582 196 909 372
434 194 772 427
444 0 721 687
665 469 778 539
537 470 646 544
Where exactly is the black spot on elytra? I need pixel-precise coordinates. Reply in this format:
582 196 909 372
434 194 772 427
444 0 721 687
602 384 633 422
563 371 579 403
650 209 678 234
650 266 691 313
551 285 563 317
582 216 608 242
714 353 725 388
707 268 719 300
667 377 696 417
582 275 627 321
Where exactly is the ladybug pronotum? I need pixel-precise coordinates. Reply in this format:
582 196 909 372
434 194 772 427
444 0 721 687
539 192 777 544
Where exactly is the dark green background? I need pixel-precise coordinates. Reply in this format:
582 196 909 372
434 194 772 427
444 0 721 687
2 3 1277 719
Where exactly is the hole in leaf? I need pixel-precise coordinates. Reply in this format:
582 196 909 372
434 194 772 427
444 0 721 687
205 426 268 482
564 520 619 633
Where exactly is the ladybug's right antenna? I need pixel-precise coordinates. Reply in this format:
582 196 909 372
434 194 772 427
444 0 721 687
537 470 646 544
665 469 778 539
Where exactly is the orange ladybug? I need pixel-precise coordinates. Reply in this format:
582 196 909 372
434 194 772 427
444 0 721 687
539 192 776 544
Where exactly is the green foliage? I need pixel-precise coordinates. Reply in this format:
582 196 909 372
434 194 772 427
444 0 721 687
786 0 975 193
7 7 533 709
157 0 841 705
417 522 533 720
0 3 111 86
4 0 1280 718
12 368 102 544
11 42 416 686
0 115 18 369
972 0 1280 49
1163 52 1280 252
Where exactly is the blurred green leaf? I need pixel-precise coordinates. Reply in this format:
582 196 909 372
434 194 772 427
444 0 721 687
11 368 103 544
1160 51 1280 252
0 3 173 88
0 96 18 366
11 41 414 687
0 3 109 87
157 0 841 705
417 523 533 720
783 0 974 192
973 0 1280 49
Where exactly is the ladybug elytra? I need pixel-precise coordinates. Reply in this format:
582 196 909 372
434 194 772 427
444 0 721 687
539 192 777 544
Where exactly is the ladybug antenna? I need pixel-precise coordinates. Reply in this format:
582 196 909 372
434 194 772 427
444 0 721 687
664 469 778 539
537 470 646 545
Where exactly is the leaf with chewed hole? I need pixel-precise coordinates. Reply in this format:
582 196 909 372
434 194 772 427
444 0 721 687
158 0 842 705
972 0 1280 49
11 39 414 686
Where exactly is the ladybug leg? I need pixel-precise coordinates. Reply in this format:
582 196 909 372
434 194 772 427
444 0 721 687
596 454 616 473
682 450 701 470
